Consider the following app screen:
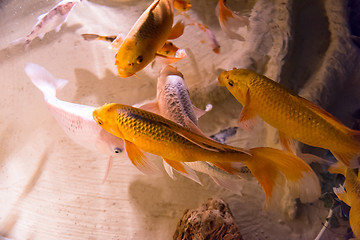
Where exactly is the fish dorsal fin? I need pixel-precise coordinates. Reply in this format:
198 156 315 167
295 95 352 131
138 101 160 114
37 13 46 21
173 125 251 155
150 0 161 11
124 140 161 175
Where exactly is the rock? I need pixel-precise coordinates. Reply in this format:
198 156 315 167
173 198 243 240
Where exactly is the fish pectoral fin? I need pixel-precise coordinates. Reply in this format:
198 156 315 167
163 160 175 179
102 156 114 184
331 151 360 168
155 50 187 65
328 162 347 175
163 158 202 185
192 104 209 119
210 175 244 196
110 34 124 50
168 20 185 40
333 185 350 205
237 90 258 130
278 131 297 154
212 162 241 174
138 101 160 114
124 140 161 175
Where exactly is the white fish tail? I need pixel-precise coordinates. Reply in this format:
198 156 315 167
25 63 68 99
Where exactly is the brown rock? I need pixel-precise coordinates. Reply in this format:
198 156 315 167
173 198 243 240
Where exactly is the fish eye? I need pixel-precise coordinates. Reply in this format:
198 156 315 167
228 80 234 87
114 148 122 154
136 56 143 64
97 119 103 125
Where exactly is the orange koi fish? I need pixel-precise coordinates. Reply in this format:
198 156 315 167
114 0 176 77
329 163 360 238
218 68 360 168
216 0 249 41
93 103 320 203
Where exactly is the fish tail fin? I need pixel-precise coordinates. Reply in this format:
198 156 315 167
25 63 68 99
244 147 321 205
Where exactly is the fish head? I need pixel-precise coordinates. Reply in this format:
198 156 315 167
115 39 155 78
218 68 252 104
93 103 125 139
60 0 80 13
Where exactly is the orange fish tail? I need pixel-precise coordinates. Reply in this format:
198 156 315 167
350 202 360 239
245 147 321 204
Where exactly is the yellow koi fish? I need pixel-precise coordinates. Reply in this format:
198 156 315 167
218 68 360 168
93 103 320 203
329 163 360 238
115 0 175 77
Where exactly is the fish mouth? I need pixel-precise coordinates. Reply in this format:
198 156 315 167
217 72 227 86
117 67 135 78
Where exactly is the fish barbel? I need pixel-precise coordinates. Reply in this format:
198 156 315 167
94 103 320 203
218 68 360 168
115 0 175 77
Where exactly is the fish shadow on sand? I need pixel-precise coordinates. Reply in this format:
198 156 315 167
127 174 217 238
0 23 83 63
73 67 156 106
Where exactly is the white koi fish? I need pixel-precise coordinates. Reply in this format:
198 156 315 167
139 65 252 194
24 63 130 182
12 0 81 49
